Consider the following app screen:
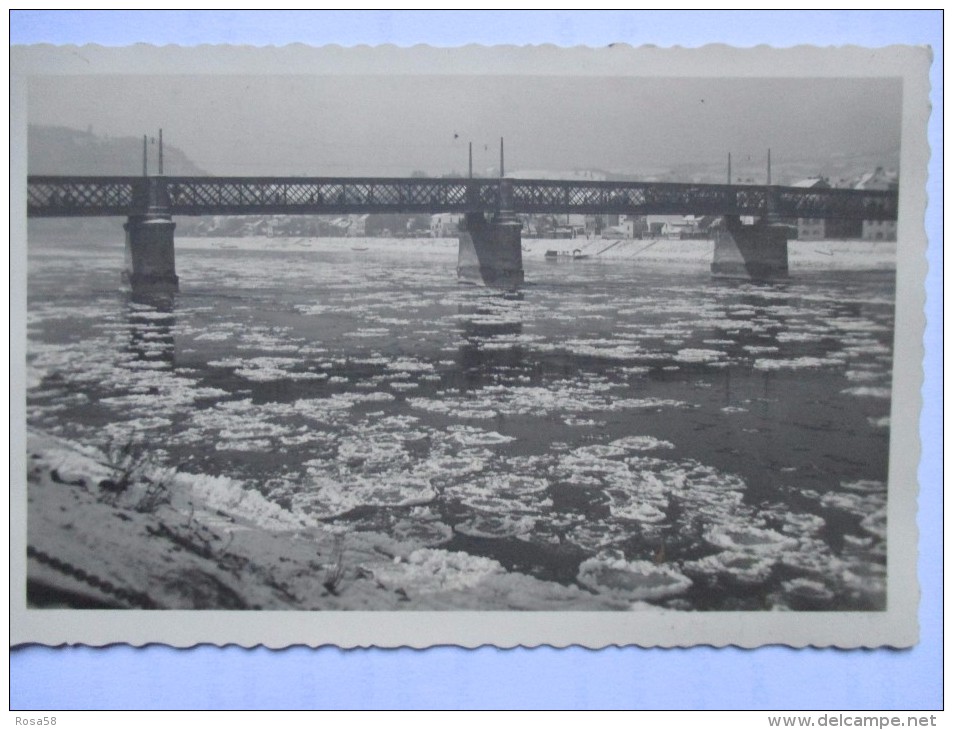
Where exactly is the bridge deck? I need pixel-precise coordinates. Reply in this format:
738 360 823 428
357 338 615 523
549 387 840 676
26 175 898 221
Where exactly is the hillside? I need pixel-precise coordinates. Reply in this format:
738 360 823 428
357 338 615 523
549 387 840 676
28 125 207 177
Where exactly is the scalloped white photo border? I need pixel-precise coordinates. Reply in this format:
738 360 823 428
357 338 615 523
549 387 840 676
9 42 930 649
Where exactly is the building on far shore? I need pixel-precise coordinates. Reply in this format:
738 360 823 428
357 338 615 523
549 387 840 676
644 215 716 239
791 178 830 241
347 214 369 237
854 167 899 241
598 215 718 240
791 177 867 240
645 215 685 238
602 214 647 239
430 213 464 237
681 215 718 238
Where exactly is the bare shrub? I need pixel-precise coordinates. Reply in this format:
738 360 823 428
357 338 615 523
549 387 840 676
134 468 175 513
322 536 347 596
95 436 147 497
95 435 176 512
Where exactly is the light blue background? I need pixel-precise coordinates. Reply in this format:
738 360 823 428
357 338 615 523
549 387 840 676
10 10 942 710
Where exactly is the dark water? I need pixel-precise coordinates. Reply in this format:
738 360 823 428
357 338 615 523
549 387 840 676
26 231 894 610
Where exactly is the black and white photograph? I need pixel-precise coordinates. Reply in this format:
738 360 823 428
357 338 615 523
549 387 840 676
11 43 926 648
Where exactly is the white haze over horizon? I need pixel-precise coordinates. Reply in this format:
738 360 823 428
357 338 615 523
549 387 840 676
28 74 902 181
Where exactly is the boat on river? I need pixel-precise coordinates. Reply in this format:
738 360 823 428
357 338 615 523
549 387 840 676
544 248 591 260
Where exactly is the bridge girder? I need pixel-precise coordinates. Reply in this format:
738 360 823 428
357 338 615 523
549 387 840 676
26 175 899 221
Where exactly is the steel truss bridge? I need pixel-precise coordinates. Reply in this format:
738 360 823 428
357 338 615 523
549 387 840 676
26 175 898 221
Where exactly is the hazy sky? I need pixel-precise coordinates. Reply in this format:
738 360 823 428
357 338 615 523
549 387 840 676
28 74 902 178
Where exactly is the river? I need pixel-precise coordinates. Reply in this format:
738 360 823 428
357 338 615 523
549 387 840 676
24 227 895 610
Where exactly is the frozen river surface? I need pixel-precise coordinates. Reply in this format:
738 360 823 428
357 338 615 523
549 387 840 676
26 233 895 610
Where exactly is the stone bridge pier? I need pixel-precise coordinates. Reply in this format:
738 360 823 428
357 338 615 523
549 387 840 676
123 178 178 296
711 214 789 280
457 178 524 290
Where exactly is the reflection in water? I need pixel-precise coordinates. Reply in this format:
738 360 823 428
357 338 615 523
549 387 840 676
456 300 527 387
125 293 177 368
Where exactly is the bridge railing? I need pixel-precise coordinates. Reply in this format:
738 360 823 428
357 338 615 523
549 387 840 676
27 176 140 217
162 177 490 215
772 187 897 220
26 175 898 221
507 179 896 220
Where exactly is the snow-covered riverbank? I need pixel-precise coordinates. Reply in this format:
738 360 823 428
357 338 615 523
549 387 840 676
26 430 653 611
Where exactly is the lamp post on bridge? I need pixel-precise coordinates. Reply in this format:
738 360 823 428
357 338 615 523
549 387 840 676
496 136 515 217
141 129 165 176
764 147 782 223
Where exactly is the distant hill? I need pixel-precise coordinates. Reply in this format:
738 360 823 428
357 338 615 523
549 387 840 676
28 125 207 176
